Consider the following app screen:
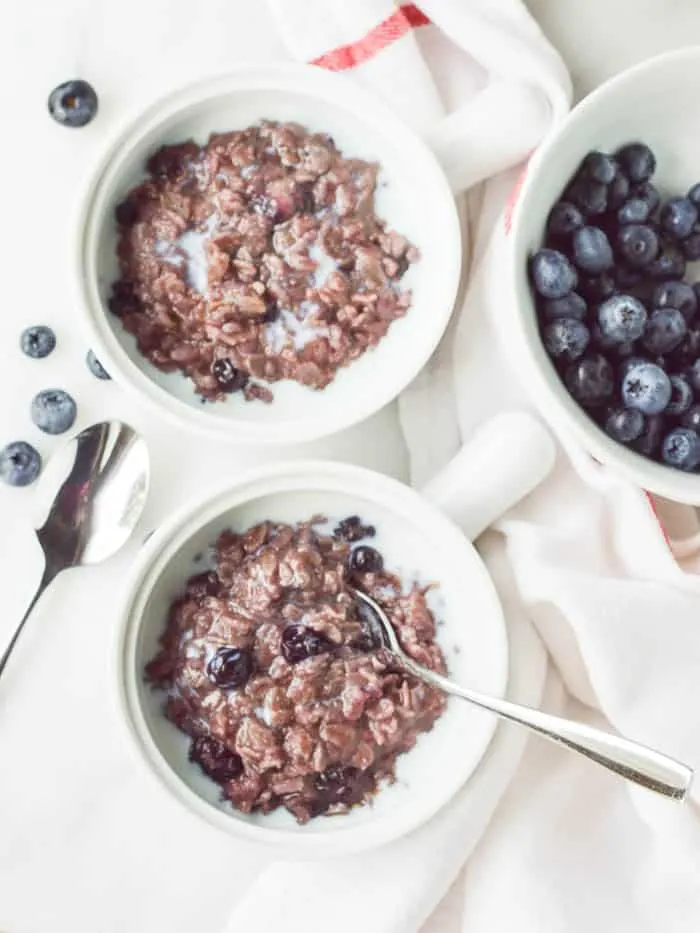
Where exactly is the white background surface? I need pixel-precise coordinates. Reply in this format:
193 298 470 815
1 1 699 931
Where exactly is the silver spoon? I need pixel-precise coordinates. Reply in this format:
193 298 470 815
351 586 693 800
0 421 150 679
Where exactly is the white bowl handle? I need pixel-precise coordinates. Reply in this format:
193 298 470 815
422 81 551 194
421 411 556 541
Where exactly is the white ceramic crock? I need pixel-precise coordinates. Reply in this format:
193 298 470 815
509 46 700 504
75 63 547 445
115 412 555 858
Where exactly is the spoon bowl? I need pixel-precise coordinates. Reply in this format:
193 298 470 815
1 421 150 679
350 586 693 801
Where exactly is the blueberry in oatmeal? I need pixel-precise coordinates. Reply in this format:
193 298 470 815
145 517 446 823
110 121 420 404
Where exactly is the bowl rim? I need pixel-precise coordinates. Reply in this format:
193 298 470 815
508 45 700 505
113 458 508 857
73 63 462 445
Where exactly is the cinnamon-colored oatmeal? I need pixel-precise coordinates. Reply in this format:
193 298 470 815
145 516 446 823
110 120 419 403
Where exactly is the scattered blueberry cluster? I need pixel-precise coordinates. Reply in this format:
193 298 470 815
1 82 106 488
0 326 112 487
531 143 700 473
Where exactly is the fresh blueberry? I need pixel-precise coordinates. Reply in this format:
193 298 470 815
572 226 614 273
682 405 700 433
20 326 56 360
0 442 42 487
546 201 584 240
682 232 700 261
30 389 77 435
212 359 249 392
660 197 698 240
647 241 685 280
543 318 590 362
541 293 587 321
632 182 661 215
642 308 687 355
621 361 672 415
688 358 700 394
48 79 98 128
207 646 254 689
565 354 614 407
598 294 647 344
582 151 618 185
349 545 384 574
604 407 645 444
530 249 578 299
281 625 334 664
86 350 111 380
662 427 700 471
615 143 656 184
617 224 659 267
633 414 665 457
578 272 616 304
617 198 651 225
666 374 694 415
189 736 243 783
687 183 700 208
608 171 631 210
652 282 697 322
565 175 608 216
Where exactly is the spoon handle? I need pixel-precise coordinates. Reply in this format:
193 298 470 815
419 667 692 800
0 567 54 679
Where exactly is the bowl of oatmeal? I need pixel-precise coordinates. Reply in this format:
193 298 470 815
75 65 462 443
115 460 508 856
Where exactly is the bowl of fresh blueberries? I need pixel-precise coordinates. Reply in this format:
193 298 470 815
509 46 700 503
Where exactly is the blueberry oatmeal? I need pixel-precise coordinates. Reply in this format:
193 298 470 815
110 121 419 403
145 516 447 823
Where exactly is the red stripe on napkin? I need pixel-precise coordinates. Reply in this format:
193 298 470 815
504 162 529 235
311 3 430 71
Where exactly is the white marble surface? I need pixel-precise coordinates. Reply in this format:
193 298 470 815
1 1 700 931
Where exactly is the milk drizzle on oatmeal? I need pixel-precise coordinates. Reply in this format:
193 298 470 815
110 120 419 404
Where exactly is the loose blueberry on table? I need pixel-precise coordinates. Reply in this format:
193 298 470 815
86 350 111 381
30 389 77 436
48 79 98 127
529 141 700 473
0 442 42 487
20 326 56 359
